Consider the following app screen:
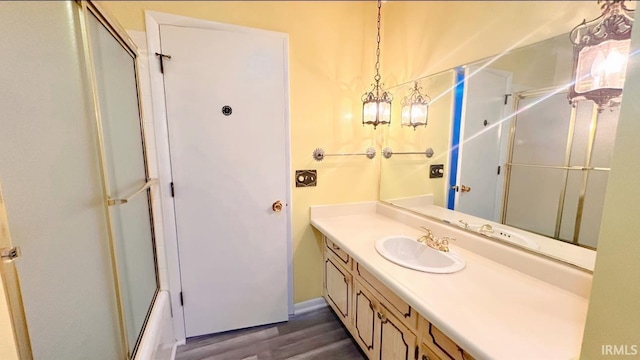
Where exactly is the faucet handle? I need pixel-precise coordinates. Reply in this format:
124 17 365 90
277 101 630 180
458 219 468 229
439 236 455 252
419 226 433 238
441 236 455 244
479 224 494 234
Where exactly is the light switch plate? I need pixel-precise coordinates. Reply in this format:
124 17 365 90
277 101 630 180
430 164 444 178
295 170 317 187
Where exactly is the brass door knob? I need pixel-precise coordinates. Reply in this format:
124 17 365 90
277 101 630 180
460 185 471 193
272 200 283 212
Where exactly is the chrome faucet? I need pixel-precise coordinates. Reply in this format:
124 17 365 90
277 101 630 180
417 226 452 252
479 224 494 236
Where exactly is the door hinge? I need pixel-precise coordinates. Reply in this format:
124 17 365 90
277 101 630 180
0 246 21 262
504 93 512 105
155 52 172 74
415 345 419 359
497 165 501 175
170 182 175 197
180 292 184 306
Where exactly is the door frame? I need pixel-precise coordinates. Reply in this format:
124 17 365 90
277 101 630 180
448 65 512 220
145 11 293 343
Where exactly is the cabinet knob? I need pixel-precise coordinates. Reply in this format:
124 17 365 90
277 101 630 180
272 200 283 212
377 311 388 323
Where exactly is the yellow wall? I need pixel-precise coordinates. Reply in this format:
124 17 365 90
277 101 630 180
489 34 574 91
581 5 640 357
100 1 381 303
382 1 597 87
379 70 455 206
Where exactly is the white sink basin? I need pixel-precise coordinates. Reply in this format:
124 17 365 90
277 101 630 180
375 236 465 274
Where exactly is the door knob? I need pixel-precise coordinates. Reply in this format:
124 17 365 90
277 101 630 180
272 200 283 212
451 185 471 192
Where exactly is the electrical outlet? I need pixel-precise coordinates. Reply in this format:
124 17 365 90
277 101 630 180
295 170 317 187
430 164 444 178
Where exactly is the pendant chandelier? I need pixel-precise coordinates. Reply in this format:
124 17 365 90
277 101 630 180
401 81 430 130
568 0 634 111
362 0 392 128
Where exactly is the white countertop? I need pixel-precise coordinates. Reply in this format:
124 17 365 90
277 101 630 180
311 205 589 360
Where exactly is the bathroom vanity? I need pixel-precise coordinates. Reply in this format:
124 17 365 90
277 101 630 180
311 202 591 360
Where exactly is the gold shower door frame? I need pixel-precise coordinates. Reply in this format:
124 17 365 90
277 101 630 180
0 1 159 359
78 1 160 358
501 87 609 248
0 182 32 360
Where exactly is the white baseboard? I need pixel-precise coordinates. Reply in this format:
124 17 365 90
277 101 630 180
169 342 178 360
293 297 327 316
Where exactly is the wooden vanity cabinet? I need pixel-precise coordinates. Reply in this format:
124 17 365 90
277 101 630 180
326 237 351 268
356 263 418 330
419 317 475 360
322 236 472 360
353 280 377 359
353 280 418 360
323 252 352 327
419 342 443 360
376 302 418 360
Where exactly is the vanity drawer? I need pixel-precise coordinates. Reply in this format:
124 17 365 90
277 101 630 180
325 236 351 268
356 263 418 331
420 317 475 360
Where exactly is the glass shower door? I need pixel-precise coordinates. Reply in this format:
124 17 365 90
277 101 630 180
503 88 617 249
86 8 158 357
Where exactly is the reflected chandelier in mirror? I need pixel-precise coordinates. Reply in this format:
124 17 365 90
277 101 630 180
379 1 635 270
569 0 634 110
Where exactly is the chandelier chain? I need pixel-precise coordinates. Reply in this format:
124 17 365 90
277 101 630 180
374 0 382 83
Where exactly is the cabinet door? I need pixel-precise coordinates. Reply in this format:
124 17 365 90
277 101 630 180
420 343 443 360
353 281 377 359
357 263 418 330
427 323 475 360
324 257 351 324
377 304 418 360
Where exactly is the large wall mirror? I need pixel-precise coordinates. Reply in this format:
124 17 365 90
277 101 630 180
380 2 634 271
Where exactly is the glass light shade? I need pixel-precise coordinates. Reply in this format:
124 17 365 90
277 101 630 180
401 82 430 129
401 105 411 126
362 91 392 128
568 1 633 111
575 40 630 93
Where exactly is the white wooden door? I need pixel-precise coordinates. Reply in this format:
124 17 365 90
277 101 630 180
456 66 510 221
160 25 289 337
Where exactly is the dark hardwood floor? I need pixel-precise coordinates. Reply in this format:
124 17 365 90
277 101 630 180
175 306 367 360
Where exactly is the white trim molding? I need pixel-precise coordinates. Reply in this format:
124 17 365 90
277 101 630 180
293 297 328 316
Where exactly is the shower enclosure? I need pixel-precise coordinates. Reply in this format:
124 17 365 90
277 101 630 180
0 1 158 358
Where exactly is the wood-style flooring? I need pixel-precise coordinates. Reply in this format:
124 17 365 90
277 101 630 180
175 306 367 360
